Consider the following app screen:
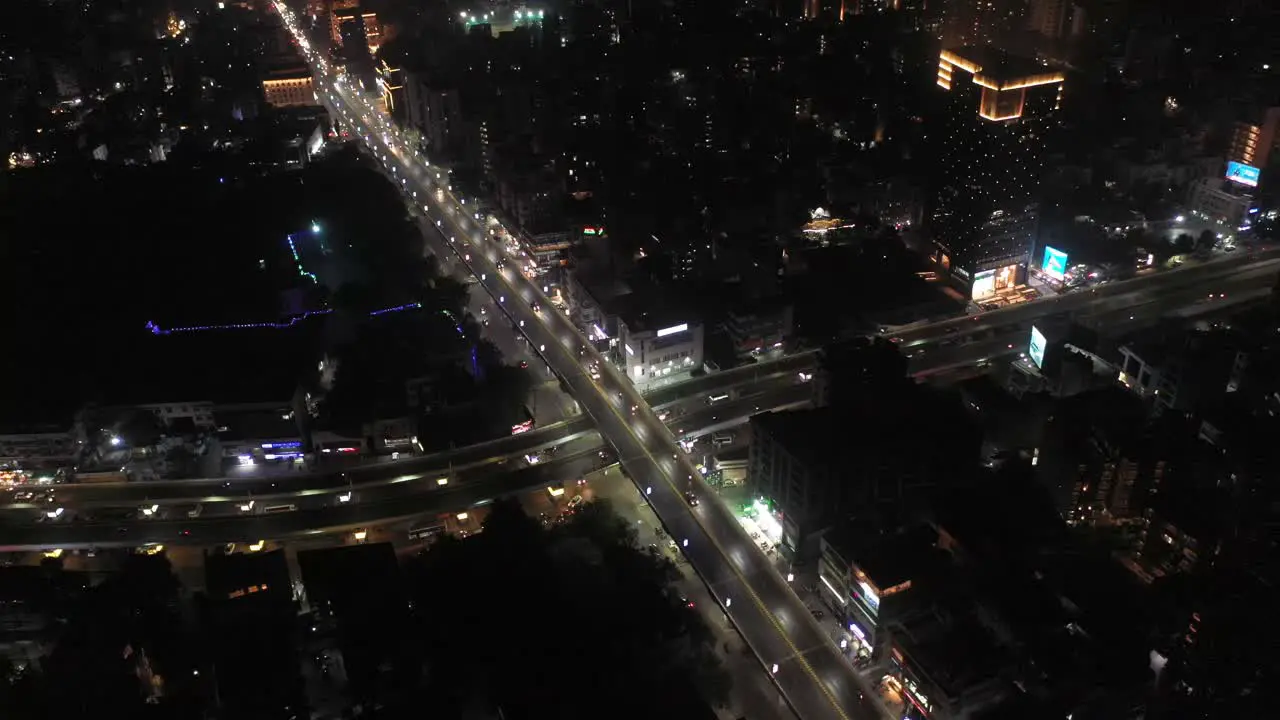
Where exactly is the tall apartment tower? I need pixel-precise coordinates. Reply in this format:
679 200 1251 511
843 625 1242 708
929 46 1065 300
330 0 359 46
1229 107 1280 170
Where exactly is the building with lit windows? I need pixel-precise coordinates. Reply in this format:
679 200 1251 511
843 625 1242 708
1228 107 1279 171
335 7 375 90
261 65 317 108
375 58 403 115
928 46 1064 301
618 309 704 387
817 524 943 662
361 11 383 52
329 0 358 45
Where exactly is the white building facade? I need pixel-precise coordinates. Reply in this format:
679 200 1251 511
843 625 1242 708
619 318 704 387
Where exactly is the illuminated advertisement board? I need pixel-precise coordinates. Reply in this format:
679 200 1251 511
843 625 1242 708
511 420 534 435
1029 326 1047 369
1041 246 1068 280
1226 161 1260 188
656 323 689 338
971 264 1018 301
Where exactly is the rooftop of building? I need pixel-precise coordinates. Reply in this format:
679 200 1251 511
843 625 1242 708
751 406 843 468
893 600 1009 699
618 295 699 336
943 45 1061 86
825 523 944 594
217 406 301 442
1119 324 1236 369
204 546 292 601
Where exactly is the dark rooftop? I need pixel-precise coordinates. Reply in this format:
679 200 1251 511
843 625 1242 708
217 406 302 442
96 324 321 409
825 523 943 594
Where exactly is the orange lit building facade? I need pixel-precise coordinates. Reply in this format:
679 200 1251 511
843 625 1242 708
929 46 1064 301
262 67 317 108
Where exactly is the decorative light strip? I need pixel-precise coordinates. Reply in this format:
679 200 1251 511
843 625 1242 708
939 50 982 74
145 310 334 335
369 302 423 316
146 303 428 335
287 234 319 284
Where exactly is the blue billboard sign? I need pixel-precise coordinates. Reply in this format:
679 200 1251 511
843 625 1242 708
1041 246 1068 280
1226 161 1260 188
1029 326 1047 369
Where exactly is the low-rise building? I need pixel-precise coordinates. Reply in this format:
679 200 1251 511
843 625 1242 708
883 608 1011 719
722 298 793 359
0 427 79 471
618 307 704 387
261 65 316 108
1186 176 1255 228
818 524 944 661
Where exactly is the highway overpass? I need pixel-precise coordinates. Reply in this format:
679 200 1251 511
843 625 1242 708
0 384 812 549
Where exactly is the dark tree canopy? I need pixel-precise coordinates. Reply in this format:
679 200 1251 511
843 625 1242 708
399 498 729 720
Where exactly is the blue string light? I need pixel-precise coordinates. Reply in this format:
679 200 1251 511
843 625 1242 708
369 302 423 316
146 303 427 336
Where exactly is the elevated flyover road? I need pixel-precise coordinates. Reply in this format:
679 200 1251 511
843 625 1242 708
307 64 888 720
13 356 813 508
908 266 1280 378
0 385 812 549
890 249 1280 349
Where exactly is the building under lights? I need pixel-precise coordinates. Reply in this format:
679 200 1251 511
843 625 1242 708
929 46 1065 302
375 58 404 116
261 64 317 108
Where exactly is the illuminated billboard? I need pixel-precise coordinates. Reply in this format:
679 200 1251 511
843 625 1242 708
511 420 534 435
656 323 689 338
1226 161 1260 188
1028 326 1047 369
1041 247 1068 280
971 264 1018 301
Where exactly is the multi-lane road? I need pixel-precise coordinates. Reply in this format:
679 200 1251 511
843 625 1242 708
5 356 812 504
273 10 888 718
0 384 808 545
2 383 812 544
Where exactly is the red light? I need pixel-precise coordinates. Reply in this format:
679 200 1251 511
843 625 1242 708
336 447 358 453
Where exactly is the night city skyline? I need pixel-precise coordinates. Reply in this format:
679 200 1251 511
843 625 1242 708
1 0 1278 718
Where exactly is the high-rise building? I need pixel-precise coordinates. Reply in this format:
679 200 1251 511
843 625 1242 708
1027 0 1085 42
929 46 1064 301
335 6 375 90
329 0 359 46
1228 107 1280 171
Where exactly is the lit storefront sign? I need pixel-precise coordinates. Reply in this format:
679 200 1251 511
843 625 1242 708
625 343 635 356
656 323 688 338
857 580 881 610
511 420 534 435
261 441 302 449
971 264 1018 301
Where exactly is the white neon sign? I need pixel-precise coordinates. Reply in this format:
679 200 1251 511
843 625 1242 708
656 323 688 338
